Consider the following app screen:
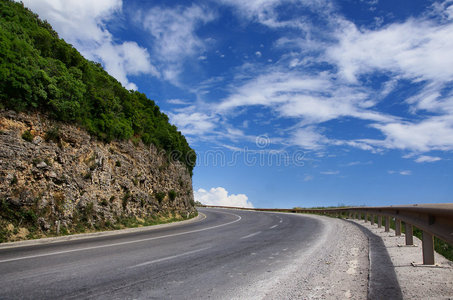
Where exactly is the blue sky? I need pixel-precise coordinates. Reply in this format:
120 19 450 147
22 0 453 208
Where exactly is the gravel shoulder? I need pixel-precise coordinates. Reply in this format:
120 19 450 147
349 218 453 299
236 214 370 300
243 213 453 299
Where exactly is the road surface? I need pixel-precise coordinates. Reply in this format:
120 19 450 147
0 208 369 299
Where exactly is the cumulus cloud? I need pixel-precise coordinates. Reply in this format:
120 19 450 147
20 0 157 90
194 187 254 208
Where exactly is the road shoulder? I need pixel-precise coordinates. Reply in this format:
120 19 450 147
0 213 205 250
349 219 453 299
262 214 369 299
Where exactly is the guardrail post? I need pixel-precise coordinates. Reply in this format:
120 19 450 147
371 214 375 225
395 219 401 236
385 216 390 232
405 223 413 245
422 231 435 265
378 215 382 228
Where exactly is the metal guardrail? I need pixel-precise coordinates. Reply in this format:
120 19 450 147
200 204 453 265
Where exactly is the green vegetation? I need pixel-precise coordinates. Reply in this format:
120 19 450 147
0 196 198 242
10 175 17 185
0 199 38 242
21 130 33 142
44 126 60 143
0 0 195 174
155 192 166 203
168 190 177 201
114 211 197 229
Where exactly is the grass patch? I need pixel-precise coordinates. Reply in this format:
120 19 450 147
22 130 33 142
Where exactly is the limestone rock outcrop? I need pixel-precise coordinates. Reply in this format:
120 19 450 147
0 110 195 240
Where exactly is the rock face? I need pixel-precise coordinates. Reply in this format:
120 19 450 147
0 110 195 239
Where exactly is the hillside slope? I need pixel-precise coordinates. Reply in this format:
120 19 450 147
0 1 197 242
0 0 195 173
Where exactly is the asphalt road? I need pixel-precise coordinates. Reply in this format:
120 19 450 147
0 208 327 299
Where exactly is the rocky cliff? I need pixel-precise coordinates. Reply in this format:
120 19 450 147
0 110 196 242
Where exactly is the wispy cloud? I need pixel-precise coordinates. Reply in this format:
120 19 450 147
414 155 442 163
388 170 412 176
210 0 453 156
304 175 314 181
320 170 340 175
341 161 373 167
140 4 215 83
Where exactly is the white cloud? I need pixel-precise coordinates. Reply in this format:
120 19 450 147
320 170 340 175
328 18 453 84
20 0 157 90
94 41 157 90
218 71 394 126
212 2 453 157
141 4 215 82
194 187 254 208
341 161 373 167
167 99 191 105
168 112 218 136
304 175 314 181
367 117 453 152
291 126 329 150
220 0 333 29
255 51 262 57
388 170 412 175
414 155 442 163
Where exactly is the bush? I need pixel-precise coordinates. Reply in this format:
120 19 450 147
22 130 34 142
155 192 165 203
168 190 177 201
122 191 131 210
10 175 18 185
44 126 60 143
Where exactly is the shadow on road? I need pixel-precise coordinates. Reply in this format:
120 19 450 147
346 220 403 300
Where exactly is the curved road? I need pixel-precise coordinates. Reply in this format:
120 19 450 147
0 208 354 299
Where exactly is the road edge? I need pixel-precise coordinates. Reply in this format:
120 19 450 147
0 212 206 250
